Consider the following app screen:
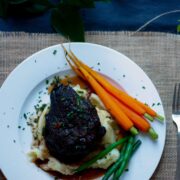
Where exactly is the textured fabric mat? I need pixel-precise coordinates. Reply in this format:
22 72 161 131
0 31 180 180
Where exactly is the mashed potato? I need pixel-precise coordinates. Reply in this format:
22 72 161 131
28 85 120 175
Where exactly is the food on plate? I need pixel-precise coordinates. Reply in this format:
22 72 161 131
27 45 164 179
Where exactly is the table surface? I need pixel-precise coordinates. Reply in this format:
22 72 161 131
0 0 180 33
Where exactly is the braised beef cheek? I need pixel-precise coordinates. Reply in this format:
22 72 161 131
43 84 106 164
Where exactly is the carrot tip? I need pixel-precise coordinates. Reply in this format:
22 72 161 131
144 113 154 122
156 114 164 122
130 127 139 136
148 127 158 140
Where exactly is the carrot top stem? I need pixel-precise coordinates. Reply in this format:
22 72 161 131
148 127 158 140
129 127 139 135
156 114 164 122
144 113 154 122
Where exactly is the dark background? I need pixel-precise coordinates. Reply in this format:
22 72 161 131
0 0 180 33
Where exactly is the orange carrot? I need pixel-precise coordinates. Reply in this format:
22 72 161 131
110 94 150 132
78 66 135 132
69 50 145 115
135 100 157 117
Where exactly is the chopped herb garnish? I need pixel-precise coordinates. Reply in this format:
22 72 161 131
76 95 82 106
34 60 37 63
38 91 43 94
152 103 155 107
106 116 111 119
125 168 129 172
7 125 10 128
23 113 27 119
38 100 42 103
46 79 49 84
65 63 68 66
98 68 101 71
13 140 16 143
22 128 25 131
27 122 33 126
61 97 66 101
97 62 100 65
142 86 146 89
34 103 42 112
18 125 21 129
67 111 74 118
77 90 84 94
123 74 126 77
38 104 47 112
34 118 38 123
157 102 161 106
53 50 57 55
50 76 61 87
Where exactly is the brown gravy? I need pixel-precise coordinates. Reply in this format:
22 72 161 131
48 168 105 180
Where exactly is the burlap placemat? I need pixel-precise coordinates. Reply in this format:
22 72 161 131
0 31 179 180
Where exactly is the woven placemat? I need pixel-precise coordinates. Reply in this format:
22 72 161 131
0 31 179 180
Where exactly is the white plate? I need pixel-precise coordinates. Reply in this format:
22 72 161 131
0 43 166 180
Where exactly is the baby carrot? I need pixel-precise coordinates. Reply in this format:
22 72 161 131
135 100 156 117
110 94 150 132
135 100 164 122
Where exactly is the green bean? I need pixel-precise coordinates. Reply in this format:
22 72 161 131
75 136 129 173
132 139 142 154
102 142 128 180
102 139 142 180
113 136 135 179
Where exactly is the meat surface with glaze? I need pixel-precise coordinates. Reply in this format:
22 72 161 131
43 84 106 164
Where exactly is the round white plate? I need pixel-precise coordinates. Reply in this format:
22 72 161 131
0 43 166 180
